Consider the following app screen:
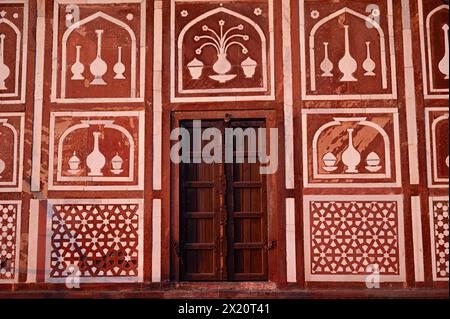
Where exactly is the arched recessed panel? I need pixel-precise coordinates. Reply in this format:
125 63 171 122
171 0 275 102
299 0 397 101
51 0 146 103
0 0 28 104
302 109 401 188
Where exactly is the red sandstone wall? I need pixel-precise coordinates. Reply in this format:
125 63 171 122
0 0 448 296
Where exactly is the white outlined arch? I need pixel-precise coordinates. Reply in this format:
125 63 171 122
431 114 449 183
56 120 135 182
60 11 137 99
177 6 268 94
0 17 21 98
311 117 391 179
0 119 18 186
309 7 388 91
426 4 449 93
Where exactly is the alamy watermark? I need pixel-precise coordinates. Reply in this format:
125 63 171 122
170 120 278 175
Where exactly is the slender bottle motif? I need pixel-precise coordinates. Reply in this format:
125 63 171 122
0 34 11 90
438 24 449 80
363 41 376 76
71 46 85 80
320 42 334 77
0 133 5 179
89 30 108 85
338 25 358 82
113 46 126 80
341 128 361 173
0 157 4 179
86 132 106 176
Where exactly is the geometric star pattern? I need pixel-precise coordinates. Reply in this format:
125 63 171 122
430 199 449 281
310 200 401 275
49 203 141 279
0 203 19 281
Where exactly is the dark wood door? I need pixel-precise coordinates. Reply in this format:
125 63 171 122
178 120 268 281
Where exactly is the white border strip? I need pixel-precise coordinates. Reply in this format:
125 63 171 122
26 199 40 283
411 196 424 282
153 0 162 191
286 198 297 283
45 198 145 284
303 195 406 282
31 0 45 192
282 0 295 190
152 198 162 282
401 0 420 185
0 200 22 284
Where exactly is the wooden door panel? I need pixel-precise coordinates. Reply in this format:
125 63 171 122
227 120 268 281
179 121 222 281
179 119 268 281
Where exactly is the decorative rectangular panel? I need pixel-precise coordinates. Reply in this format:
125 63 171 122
301 109 401 188
0 201 21 283
299 0 397 100
48 111 145 191
51 0 146 103
418 0 449 99
0 112 24 192
425 108 449 188
429 197 449 282
304 195 405 282
45 199 144 283
170 0 275 102
0 0 28 104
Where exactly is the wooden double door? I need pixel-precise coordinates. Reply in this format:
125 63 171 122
176 119 269 281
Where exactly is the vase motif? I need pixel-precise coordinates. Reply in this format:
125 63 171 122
113 46 126 80
89 30 108 85
363 42 376 76
320 42 334 77
86 132 106 176
341 128 361 173
194 20 251 83
71 46 85 80
438 24 449 80
338 25 358 82
0 34 11 90
187 58 204 79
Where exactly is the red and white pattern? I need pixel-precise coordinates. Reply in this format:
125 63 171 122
304 195 405 282
0 201 20 283
429 197 449 281
46 199 144 283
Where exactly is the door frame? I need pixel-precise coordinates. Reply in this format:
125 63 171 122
170 110 279 283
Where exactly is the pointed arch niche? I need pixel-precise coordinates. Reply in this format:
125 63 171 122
299 0 397 100
171 0 275 102
50 0 146 103
0 0 28 104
